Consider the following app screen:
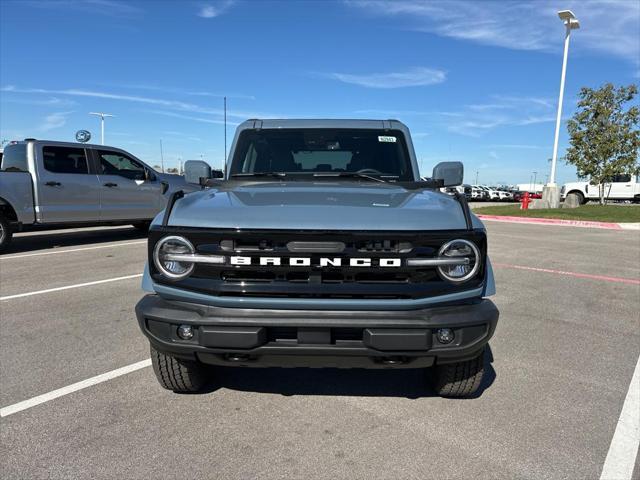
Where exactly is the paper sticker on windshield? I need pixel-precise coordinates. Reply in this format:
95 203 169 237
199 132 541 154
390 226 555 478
378 136 397 143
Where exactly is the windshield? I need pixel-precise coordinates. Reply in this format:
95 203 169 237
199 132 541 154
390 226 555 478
229 129 414 181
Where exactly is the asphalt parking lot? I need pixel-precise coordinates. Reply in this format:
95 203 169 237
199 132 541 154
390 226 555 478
1 222 638 479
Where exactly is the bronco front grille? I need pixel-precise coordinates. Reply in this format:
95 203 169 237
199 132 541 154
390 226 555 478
148 228 486 300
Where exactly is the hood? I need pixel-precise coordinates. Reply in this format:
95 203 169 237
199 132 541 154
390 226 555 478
164 181 482 231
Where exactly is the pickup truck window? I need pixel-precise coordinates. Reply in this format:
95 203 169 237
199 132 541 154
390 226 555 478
0 143 28 172
43 146 89 174
230 129 413 180
607 174 631 183
97 151 146 180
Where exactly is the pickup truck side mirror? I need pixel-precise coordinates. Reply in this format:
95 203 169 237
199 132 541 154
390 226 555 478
211 169 224 179
432 162 464 187
184 160 212 185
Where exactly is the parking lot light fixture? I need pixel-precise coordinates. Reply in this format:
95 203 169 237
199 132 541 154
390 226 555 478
542 10 579 208
89 112 114 146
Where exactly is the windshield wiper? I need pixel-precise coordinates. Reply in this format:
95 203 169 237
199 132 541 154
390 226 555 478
313 172 389 183
231 172 287 178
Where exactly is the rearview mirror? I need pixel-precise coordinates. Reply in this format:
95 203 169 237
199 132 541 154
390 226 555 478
211 169 224 179
184 160 212 185
432 162 463 187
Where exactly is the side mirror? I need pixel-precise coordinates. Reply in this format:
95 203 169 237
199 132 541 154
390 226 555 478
145 169 156 182
432 161 464 187
211 169 224 179
184 160 212 185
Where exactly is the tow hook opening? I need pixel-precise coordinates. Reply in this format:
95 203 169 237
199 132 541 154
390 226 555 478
379 356 407 365
225 353 250 362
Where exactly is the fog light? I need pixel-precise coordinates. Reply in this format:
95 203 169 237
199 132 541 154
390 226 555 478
177 325 194 340
436 328 455 344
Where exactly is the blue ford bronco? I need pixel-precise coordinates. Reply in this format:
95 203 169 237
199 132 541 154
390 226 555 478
135 119 498 397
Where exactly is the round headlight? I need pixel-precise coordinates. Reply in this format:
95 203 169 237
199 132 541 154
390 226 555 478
153 235 195 280
437 239 480 283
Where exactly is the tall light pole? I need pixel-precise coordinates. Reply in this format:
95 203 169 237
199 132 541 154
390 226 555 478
159 139 165 173
223 96 227 166
89 112 114 145
543 10 580 208
475 170 479 185
533 171 538 191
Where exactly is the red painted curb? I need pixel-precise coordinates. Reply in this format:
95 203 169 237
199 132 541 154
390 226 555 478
476 214 623 230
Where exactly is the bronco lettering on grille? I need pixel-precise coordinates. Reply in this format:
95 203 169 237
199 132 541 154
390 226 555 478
229 256 402 267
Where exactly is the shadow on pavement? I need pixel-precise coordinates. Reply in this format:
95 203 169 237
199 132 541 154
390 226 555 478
2 227 147 255
202 346 496 399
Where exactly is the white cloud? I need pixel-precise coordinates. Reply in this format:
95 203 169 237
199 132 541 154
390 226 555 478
347 0 640 65
145 110 240 126
446 94 558 136
40 111 73 131
2 96 77 107
114 83 255 100
23 0 142 17
198 1 235 18
327 67 446 88
1 85 274 121
353 94 558 136
489 144 544 150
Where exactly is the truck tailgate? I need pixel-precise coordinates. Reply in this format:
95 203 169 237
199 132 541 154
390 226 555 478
0 172 36 224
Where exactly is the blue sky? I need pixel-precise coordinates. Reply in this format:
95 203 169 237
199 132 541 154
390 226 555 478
0 0 638 185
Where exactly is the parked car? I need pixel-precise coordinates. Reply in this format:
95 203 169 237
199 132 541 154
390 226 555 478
0 139 198 252
470 185 489 201
440 183 472 200
136 118 499 398
481 187 500 201
561 175 640 204
470 186 485 201
512 191 526 202
496 190 513 202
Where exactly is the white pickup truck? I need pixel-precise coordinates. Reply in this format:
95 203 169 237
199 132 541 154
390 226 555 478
0 139 197 252
561 175 640 204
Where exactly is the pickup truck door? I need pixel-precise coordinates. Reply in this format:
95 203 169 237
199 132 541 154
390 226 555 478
92 149 164 221
35 145 101 223
607 174 634 199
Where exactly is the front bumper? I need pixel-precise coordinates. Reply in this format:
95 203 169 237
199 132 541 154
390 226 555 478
135 295 499 369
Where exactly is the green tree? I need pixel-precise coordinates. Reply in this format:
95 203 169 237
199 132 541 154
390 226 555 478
565 83 639 204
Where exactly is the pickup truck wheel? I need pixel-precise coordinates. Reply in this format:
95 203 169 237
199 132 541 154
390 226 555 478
150 345 207 393
431 350 484 398
132 221 151 232
0 216 13 253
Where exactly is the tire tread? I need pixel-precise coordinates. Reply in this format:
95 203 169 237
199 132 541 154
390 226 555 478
150 345 206 393
432 351 484 397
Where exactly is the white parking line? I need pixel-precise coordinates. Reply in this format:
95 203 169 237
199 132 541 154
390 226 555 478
0 274 143 301
0 359 152 417
600 354 640 480
0 240 147 260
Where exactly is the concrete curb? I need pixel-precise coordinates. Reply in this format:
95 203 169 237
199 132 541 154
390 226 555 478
477 214 640 231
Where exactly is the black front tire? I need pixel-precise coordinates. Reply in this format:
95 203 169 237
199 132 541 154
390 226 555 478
431 350 485 398
0 215 13 253
150 345 207 393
